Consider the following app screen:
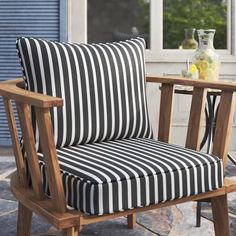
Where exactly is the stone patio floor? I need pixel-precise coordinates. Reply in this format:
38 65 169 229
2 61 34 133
0 148 235 236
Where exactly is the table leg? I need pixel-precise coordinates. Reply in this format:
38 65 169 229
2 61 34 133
200 108 210 150
207 94 218 153
228 153 236 165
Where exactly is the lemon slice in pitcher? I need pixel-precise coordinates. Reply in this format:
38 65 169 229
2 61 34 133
189 64 198 74
188 64 199 79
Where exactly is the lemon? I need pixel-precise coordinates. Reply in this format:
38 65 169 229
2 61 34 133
195 60 209 70
195 60 210 80
189 64 198 74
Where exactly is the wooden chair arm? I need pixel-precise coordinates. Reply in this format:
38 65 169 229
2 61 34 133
146 75 236 91
0 78 63 108
0 78 66 213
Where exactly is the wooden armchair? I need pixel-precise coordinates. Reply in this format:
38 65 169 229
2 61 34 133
0 37 236 236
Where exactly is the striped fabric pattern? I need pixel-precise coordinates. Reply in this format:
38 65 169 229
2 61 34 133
16 37 153 149
38 138 223 215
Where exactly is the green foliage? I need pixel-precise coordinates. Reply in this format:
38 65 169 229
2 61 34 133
137 0 150 34
163 0 227 49
136 0 227 49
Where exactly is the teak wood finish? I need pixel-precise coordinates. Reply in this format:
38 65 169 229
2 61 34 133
1 76 236 236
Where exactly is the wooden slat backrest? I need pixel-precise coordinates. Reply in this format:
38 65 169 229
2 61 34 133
3 99 28 187
35 107 66 213
158 86 208 150
212 91 236 168
155 76 236 170
16 102 45 200
185 88 207 150
158 84 174 142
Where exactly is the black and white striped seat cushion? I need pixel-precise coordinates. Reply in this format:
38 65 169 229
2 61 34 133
16 37 153 150
38 138 223 215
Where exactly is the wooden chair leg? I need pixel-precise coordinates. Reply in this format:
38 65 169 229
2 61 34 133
127 213 136 229
75 225 83 233
17 202 32 236
196 201 201 227
211 194 230 236
62 227 77 236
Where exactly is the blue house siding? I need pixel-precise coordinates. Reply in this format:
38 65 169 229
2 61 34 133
0 0 67 146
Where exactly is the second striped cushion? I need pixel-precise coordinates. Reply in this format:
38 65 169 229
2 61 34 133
16 37 153 149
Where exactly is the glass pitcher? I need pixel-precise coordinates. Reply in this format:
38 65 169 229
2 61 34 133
181 28 198 49
193 29 220 81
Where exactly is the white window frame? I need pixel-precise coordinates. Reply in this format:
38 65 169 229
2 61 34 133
147 0 236 63
69 0 236 63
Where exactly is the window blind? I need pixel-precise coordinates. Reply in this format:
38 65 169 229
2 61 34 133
0 0 67 146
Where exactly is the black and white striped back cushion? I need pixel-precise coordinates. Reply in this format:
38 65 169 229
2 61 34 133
16 37 153 148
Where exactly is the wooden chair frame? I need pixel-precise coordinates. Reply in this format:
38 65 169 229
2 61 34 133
1 76 236 236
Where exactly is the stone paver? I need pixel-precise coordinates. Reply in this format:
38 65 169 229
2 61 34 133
136 208 173 235
0 149 235 236
0 162 16 176
0 180 16 201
